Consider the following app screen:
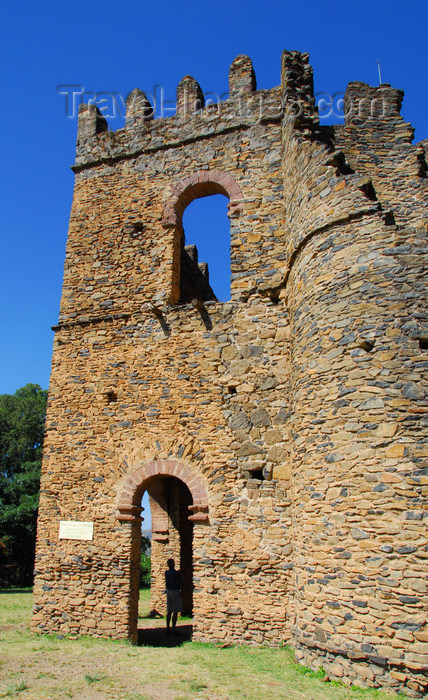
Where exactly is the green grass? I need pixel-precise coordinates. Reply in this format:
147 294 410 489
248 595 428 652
0 590 409 700
84 673 106 684
138 587 151 617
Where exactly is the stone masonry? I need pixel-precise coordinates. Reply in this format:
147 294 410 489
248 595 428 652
32 51 427 695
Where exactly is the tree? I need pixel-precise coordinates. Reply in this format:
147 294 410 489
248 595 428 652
0 384 47 587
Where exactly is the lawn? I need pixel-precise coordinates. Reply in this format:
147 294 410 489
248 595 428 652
0 589 407 700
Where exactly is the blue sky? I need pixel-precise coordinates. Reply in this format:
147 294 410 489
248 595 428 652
0 0 426 396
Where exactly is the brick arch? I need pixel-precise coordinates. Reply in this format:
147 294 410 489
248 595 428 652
162 169 244 229
116 459 209 523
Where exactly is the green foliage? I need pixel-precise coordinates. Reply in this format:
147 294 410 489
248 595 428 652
140 552 151 588
139 535 151 588
0 384 47 587
141 534 151 554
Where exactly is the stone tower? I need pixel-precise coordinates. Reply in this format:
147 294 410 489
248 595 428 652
32 51 427 695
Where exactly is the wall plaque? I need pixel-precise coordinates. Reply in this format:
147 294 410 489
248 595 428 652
59 520 94 541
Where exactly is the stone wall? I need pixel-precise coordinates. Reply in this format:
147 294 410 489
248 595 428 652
33 50 427 695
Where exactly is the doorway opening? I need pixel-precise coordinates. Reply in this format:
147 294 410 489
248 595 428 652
118 458 209 644
132 475 194 644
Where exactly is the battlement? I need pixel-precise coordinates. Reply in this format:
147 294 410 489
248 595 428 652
74 51 319 170
74 98 283 172
74 53 283 170
73 50 425 184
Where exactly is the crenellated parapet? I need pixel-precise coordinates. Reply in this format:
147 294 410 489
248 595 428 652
73 54 282 170
73 51 321 171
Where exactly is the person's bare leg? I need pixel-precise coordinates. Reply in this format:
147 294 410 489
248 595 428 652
166 612 172 631
172 612 178 629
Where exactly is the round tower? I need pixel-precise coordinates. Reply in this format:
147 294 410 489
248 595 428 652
281 52 427 693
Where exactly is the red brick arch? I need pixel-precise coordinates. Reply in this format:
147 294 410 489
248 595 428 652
162 169 244 228
116 459 209 523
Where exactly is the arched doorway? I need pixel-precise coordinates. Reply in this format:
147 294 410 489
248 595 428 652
117 460 209 642
144 475 194 616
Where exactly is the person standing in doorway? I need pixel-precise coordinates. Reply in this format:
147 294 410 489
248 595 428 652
165 558 183 633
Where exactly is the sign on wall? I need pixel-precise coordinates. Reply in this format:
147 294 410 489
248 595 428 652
59 520 94 541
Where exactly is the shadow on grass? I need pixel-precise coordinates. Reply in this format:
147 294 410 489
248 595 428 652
0 588 32 594
137 623 192 648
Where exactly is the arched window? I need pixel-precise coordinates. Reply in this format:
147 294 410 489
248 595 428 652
181 194 230 302
162 170 244 305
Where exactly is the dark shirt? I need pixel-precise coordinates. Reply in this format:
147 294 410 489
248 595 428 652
165 568 183 590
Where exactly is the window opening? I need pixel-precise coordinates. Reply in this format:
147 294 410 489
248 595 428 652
359 340 375 353
181 194 230 302
249 469 265 481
